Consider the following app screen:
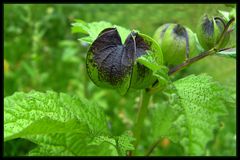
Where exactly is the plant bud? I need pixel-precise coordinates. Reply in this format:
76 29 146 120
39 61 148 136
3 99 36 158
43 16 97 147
153 23 197 66
86 28 163 95
197 15 230 50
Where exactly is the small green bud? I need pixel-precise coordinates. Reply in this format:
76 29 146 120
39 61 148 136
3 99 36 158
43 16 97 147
86 28 163 95
197 15 230 50
153 23 197 66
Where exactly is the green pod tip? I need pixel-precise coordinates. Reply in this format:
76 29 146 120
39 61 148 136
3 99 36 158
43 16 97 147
197 14 230 50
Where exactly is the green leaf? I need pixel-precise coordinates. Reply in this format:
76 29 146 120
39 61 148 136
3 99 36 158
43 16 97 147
4 91 113 156
137 50 163 71
150 74 228 156
173 74 228 155
129 32 165 90
136 37 167 85
116 132 135 156
71 20 112 44
4 91 109 140
90 132 135 156
216 48 236 59
71 19 89 34
5 117 89 142
229 8 236 19
71 19 130 44
137 50 170 89
151 104 181 142
150 84 183 143
218 10 230 21
27 132 118 156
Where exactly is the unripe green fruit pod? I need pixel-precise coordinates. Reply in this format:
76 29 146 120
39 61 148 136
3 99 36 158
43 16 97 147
86 28 163 95
130 33 163 90
197 15 230 50
153 23 197 66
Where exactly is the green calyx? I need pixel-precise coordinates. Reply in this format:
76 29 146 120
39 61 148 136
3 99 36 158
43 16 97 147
153 23 197 66
197 15 230 50
86 28 163 95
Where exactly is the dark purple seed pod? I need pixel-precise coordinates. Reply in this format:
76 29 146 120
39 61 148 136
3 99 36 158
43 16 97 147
86 28 163 95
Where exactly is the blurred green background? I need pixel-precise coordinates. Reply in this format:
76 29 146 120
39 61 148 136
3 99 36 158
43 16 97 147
4 4 236 156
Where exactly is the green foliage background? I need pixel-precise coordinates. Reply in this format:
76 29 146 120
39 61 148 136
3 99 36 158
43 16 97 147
4 4 236 156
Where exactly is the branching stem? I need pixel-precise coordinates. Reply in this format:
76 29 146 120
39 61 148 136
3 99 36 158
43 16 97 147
168 17 235 76
168 48 216 75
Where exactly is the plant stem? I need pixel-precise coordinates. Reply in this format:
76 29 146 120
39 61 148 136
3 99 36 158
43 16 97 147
168 17 235 76
216 17 235 49
145 138 161 156
129 89 151 156
83 65 90 99
168 48 215 75
168 47 233 76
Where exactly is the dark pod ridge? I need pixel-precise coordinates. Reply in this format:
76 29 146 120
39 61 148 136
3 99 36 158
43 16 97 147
202 16 214 36
197 15 229 50
86 28 150 95
172 24 190 59
160 24 170 38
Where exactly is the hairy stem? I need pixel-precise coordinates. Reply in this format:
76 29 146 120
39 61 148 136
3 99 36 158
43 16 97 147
129 89 151 156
